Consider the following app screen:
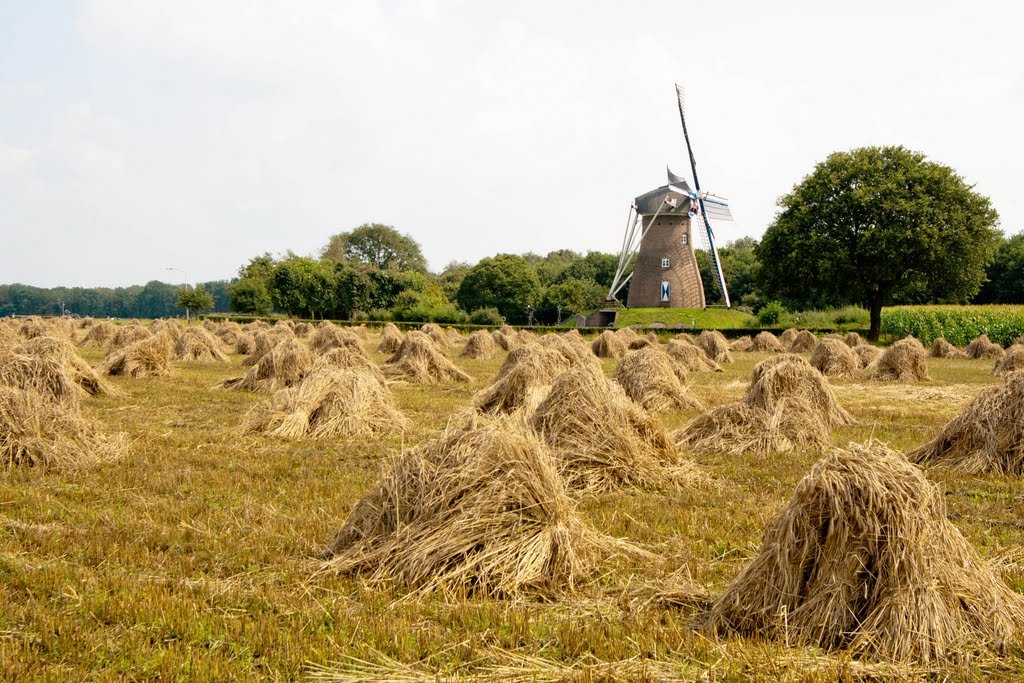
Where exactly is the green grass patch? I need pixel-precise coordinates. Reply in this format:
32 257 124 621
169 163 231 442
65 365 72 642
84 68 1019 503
615 307 756 329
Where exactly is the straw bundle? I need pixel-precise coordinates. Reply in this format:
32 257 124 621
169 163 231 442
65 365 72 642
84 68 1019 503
561 329 585 344
529 363 702 492
729 335 753 352
872 338 930 382
383 331 470 384
779 328 799 348
98 334 174 379
78 321 116 348
696 330 733 363
292 321 312 338
173 327 229 363
809 337 859 378
243 320 270 332
78 316 94 329
910 372 1024 474
0 386 125 469
614 347 702 413
243 367 406 439
420 323 450 349
212 321 244 347
309 324 363 356
446 328 464 346
321 416 634 596
666 339 720 372
219 338 312 391
590 330 626 359
473 346 571 415
311 345 384 384
234 333 256 355
994 345 1024 377
537 333 596 366
517 329 538 345
151 319 184 342
844 331 867 347
676 355 850 455
750 331 784 353
18 317 48 340
376 322 403 354
965 334 1005 360
930 337 965 359
853 344 883 369
245 326 296 366
614 327 639 344
460 330 498 360
0 339 114 404
788 330 818 353
673 333 697 346
710 441 1024 663
109 324 152 351
491 330 517 352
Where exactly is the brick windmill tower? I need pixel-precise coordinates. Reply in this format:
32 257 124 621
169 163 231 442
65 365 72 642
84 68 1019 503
607 84 734 309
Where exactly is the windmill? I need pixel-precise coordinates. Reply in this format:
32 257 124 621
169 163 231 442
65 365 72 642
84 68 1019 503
607 83 734 309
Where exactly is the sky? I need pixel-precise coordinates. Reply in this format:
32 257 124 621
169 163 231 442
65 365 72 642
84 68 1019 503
1 0 1022 288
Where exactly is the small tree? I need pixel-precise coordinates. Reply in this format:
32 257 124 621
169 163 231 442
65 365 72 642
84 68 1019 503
456 254 541 324
177 285 215 322
228 277 273 315
757 146 1000 340
321 223 427 272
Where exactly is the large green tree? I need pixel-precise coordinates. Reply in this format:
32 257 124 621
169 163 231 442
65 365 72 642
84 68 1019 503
321 223 427 272
757 146 1000 340
696 237 761 308
975 233 1024 304
456 254 541 324
270 256 335 319
177 285 215 320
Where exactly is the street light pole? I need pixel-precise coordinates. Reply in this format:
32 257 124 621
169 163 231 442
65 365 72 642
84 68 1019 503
166 267 190 322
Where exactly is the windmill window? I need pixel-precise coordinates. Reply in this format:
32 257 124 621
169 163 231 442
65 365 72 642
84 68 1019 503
661 257 671 268
681 234 688 245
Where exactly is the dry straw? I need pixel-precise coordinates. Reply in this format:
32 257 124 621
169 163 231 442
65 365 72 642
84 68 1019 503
537 332 597 366
710 441 1024 663
844 331 867 347
590 330 626 359
729 335 753 352
853 344 883 369
2 336 119 402
0 386 125 469
751 331 786 353
473 346 571 415
109 324 153 351
491 330 517 352
872 338 929 382
529 363 703 492
234 333 257 355
219 338 312 391
676 355 850 455
376 322 403 354
779 328 799 347
460 330 498 360
909 372 1024 474
292 321 312 338
994 344 1024 376
245 326 296 366
666 338 720 372
151 319 184 342
309 324 363 356
98 333 174 379
320 416 638 596
173 327 229 363
965 334 1005 360
78 321 116 348
696 330 733 363
312 345 384 384
809 337 859 378
243 367 406 439
383 331 470 383
788 330 818 353
420 322 450 349
930 337 965 359
614 347 703 413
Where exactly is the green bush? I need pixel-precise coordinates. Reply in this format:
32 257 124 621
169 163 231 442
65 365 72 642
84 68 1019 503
757 301 786 326
880 305 1024 346
468 307 503 326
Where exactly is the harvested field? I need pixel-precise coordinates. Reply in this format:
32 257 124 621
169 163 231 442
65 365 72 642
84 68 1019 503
219 338 312 391
98 333 174 378
6 325 1024 680
384 331 471 384
614 347 702 413
173 327 229 363
472 346 570 415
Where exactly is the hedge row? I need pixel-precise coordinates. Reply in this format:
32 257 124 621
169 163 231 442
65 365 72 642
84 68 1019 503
881 306 1024 346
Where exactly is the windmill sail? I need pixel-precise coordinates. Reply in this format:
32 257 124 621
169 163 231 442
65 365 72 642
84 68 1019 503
675 84 731 308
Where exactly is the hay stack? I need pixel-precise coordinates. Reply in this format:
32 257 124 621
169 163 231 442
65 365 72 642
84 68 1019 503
78 321 116 348
243 320 271 332
78 317 94 329
710 441 1024 663
930 337 965 359
460 330 498 360
0 386 125 469
473 346 571 415
234 333 256 355
292 321 312 338
492 330 517 352
853 344 883 369
910 372 1024 474
965 334 1005 360
1 337 117 402
310 345 384 384
614 327 639 345
696 330 732 363
150 319 184 342
728 335 753 352
517 329 538 345
376 322 403 354
666 338 720 372
626 332 659 351
872 338 929 382
538 333 595 366
994 344 1024 377
779 328 799 348
676 355 850 455
219 338 312 391
561 329 585 344
309 324 363 356
788 330 818 353
673 333 697 346
320 417 633 596
844 331 866 347
446 328 464 346
173 327 229 363
245 326 296 366
110 324 152 351
384 331 470 384
614 347 702 413
18 317 48 340
751 331 785 353
98 334 174 379
591 330 626 359
212 321 244 347
809 337 859 378
243 367 406 439
529 363 701 491
420 323 450 349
